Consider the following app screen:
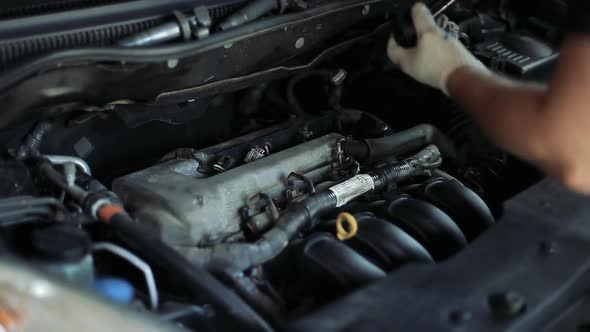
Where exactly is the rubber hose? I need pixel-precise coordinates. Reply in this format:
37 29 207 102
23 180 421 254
76 172 109 194
209 263 285 327
107 211 273 332
18 121 52 157
371 145 442 190
182 191 338 271
344 124 457 163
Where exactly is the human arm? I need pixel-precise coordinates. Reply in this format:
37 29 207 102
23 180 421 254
389 3 590 193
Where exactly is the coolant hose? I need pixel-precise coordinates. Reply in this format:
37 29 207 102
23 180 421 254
97 206 273 332
343 124 457 163
182 191 338 271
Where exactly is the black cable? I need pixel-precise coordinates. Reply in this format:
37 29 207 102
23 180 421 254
181 191 337 271
17 121 53 157
38 160 88 203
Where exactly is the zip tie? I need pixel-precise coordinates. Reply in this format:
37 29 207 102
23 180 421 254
336 212 358 241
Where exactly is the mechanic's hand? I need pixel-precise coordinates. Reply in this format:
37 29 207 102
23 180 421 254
387 2 487 95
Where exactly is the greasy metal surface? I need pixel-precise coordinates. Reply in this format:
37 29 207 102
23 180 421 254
113 133 342 247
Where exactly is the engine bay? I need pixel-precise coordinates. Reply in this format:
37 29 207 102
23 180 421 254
0 0 586 331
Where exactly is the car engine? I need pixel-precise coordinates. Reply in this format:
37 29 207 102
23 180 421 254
0 0 586 331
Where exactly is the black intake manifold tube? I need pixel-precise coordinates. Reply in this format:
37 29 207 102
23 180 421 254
343 124 457 163
183 146 442 271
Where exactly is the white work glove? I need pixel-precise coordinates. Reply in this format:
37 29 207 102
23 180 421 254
387 3 488 95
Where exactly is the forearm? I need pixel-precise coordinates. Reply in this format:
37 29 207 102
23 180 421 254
447 67 549 161
387 2 590 193
447 37 590 192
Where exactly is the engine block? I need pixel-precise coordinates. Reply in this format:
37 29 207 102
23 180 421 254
113 133 342 248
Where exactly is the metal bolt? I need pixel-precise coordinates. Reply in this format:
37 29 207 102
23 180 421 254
449 309 472 324
295 37 305 49
194 27 210 40
538 241 557 256
488 291 527 318
362 5 370 15
167 59 179 68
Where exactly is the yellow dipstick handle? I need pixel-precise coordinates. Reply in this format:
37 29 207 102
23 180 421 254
336 212 358 241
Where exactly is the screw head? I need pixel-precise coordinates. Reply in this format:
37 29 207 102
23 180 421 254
488 291 527 318
295 37 305 49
